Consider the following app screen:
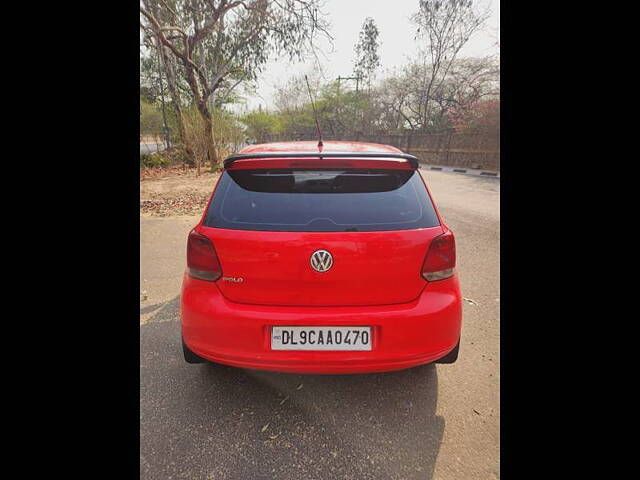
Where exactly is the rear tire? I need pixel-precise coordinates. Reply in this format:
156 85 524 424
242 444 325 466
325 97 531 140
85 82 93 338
435 340 459 364
182 337 207 364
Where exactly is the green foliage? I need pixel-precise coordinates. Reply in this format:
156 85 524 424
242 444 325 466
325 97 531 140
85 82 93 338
141 0 332 170
243 78 376 141
141 0 331 107
163 106 182 141
140 86 156 104
140 152 170 168
353 18 381 88
163 147 192 165
211 108 245 158
140 96 187 147
231 50 499 142
240 110 285 143
181 104 245 168
317 81 373 134
140 99 164 135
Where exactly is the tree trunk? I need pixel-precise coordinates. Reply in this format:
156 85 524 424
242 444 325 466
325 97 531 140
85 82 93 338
177 110 194 160
203 113 217 170
193 97 218 169
182 62 217 171
181 65 217 174
159 45 195 164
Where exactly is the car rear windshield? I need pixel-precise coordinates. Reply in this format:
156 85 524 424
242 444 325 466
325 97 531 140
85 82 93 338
203 169 440 232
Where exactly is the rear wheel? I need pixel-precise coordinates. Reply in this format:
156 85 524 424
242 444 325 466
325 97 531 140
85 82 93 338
435 340 459 364
182 337 207 364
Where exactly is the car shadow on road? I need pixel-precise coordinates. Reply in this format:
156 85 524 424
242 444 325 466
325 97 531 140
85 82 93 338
141 296 445 480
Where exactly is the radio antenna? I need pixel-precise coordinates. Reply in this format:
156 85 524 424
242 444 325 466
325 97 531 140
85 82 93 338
304 75 323 149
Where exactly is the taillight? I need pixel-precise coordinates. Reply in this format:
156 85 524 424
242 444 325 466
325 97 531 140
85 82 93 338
422 231 456 281
187 229 222 281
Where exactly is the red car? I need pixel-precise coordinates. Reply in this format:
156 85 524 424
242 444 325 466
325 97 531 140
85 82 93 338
181 141 461 373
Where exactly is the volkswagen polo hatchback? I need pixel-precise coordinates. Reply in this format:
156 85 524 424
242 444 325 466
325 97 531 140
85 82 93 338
180 141 462 373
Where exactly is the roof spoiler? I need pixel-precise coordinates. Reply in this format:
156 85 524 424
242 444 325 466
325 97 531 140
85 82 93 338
223 152 420 170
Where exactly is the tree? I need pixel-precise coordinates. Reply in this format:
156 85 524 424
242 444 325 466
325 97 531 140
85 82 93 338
410 0 490 131
434 56 499 129
314 81 372 136
451 98 499 130
240 110 284 143
271 71 323 138
140 0 331 172
141 25 197 161
273 71 322 114
375 73 418 131
374 56 498 132
140 99 165 136
248 75 374 140
353 17 380 92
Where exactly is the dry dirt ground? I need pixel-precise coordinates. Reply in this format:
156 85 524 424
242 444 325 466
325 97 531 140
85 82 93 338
140 168 499 480
140 168 220 217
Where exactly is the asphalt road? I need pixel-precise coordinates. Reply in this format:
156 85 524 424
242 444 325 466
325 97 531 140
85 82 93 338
140 169 500 479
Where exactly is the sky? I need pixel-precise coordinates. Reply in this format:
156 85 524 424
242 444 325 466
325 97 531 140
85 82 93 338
238 0 499 111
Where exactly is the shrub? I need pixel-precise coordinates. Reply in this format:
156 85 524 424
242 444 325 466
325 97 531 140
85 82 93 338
240 110 284 144
212 108 245 160
140 99 164 136
182 105 245 170
140 152 170 168
161 147 192 166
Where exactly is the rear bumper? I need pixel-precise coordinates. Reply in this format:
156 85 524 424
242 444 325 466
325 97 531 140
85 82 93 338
181 273 462 374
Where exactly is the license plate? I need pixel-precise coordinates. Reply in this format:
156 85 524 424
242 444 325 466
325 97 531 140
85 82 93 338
271 326 372 351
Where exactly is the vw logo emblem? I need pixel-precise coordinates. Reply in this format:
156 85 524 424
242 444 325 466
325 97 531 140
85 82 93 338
310 250 333 273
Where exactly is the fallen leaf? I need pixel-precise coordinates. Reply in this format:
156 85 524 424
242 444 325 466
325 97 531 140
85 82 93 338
261 423 270 432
